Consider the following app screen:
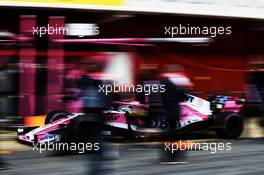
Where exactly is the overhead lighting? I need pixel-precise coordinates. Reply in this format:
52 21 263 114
147 37 214 43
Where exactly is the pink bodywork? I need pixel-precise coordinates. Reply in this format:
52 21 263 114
104 100 209 130
221 97 243 113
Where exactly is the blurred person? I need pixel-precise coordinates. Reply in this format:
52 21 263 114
0 154 8 170
244 62 264 127
0 152 10 170
160 64 193 163
0 120 10 170
136 64 164 128
161 64 192 130
75 62 116 175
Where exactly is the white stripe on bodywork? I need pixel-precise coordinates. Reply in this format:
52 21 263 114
25 113 82 140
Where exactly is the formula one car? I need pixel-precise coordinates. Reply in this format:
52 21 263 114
17 94 245 144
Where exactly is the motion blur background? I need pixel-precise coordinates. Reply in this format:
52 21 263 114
0 0 264 174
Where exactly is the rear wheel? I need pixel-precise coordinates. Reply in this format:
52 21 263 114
45 110 69 124
214 112 244 139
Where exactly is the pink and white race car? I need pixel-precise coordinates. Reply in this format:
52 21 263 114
17 94 245 144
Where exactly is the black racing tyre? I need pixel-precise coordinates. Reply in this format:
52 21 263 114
66 114 103 143
45 110 70 125
214 112 244 139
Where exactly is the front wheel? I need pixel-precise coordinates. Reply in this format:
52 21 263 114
45 110 70 124
214 112 244 139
